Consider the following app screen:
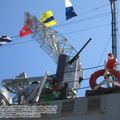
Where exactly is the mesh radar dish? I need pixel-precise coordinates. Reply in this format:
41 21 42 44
24 12 78 63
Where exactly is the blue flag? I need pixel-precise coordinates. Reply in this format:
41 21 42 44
65 0 77 20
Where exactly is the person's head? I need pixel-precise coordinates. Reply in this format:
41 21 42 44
108 53 113 57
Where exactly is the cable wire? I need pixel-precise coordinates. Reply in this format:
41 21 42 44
1 4 115 41
96 35 111 71
55 3 110 28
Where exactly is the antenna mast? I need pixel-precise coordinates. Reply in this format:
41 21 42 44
109 0 117 59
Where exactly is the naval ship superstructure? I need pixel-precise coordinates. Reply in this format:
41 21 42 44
0 0 120 120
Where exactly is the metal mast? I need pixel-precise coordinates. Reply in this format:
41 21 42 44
109 0 117 59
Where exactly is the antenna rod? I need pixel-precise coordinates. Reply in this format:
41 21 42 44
109 0 117 59
69 38 92 65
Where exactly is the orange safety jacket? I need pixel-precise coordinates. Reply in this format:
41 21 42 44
106 58 117 70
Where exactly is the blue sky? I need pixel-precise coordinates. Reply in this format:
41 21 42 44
0 0 120 96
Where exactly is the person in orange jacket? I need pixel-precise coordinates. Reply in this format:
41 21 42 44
103 53 117 87
105 53 117 72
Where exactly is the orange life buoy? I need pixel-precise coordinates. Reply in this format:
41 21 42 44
89 69 120 90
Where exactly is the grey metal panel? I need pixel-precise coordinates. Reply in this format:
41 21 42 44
102 93 120 120
100 95 108 113
87 96 101 112
61 100 75 114
55 54 68 82
63 59 81 90
73 97 87 114
1 92 120 120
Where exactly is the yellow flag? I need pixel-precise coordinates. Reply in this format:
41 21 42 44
40 10 57 27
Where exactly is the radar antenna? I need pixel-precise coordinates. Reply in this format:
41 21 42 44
24 12 77 63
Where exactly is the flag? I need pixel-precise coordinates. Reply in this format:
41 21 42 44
0 35 12 46
65 0 77 20
20 20 32 37
40 10 57 27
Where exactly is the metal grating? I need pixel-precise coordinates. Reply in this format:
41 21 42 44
88 97 101 111
24 12 77 63
61 101 75 113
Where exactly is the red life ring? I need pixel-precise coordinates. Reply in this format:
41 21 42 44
89 69 120 90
